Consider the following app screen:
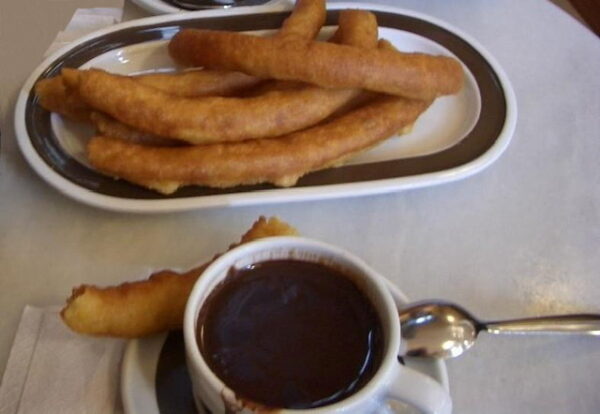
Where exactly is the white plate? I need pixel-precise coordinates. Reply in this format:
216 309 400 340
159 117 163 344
15 2 516 213
121 280 450 414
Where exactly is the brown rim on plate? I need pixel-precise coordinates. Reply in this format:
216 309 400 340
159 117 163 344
25 10 506 200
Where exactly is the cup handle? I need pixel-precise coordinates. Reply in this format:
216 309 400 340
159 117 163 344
384 363 452 414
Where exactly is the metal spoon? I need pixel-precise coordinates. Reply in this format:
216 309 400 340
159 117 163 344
398 300 600 359
169 0 271 10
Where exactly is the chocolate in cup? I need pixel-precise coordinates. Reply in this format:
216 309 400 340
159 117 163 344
196 258 384 410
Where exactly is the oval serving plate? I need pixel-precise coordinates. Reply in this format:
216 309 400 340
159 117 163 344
15 2 516 213
121 280 450 414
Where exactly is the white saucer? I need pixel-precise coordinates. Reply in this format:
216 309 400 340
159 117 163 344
121 281 450 414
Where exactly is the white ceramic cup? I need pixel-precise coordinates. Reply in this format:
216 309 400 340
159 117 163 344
184 237 452 414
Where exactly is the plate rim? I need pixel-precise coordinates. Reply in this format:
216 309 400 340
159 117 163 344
14 2 517 213
120 279 450 414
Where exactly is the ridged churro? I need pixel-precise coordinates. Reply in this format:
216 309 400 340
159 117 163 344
88 95 431 193
65 69 361 144
168 28 464 101
277 0 326 41
61 217 299 337
34 68 262 124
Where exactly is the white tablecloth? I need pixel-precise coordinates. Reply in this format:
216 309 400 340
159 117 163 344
0 0 599 413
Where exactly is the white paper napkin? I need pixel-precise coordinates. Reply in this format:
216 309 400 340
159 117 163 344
44 4 125 58
2 4 130 412
0 306 126 414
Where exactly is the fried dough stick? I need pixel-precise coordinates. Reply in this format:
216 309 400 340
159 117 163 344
34 0 325 121
277 0 326 41
64 70 358 144
63 10 378 145
35 75 183 146
169 28 464 101
34 68 262 124
61 217 299 338
88 94 431 193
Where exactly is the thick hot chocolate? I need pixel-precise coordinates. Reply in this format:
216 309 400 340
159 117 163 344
196 259 383 409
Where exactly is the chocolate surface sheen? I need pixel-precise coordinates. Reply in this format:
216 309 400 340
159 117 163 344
197 259 383 409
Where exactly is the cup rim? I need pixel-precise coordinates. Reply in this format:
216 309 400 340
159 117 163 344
183 236 401 413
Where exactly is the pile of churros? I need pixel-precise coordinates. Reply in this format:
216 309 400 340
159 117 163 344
35 0 463 195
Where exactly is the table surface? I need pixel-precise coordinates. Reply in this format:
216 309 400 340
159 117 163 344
1 0 599 413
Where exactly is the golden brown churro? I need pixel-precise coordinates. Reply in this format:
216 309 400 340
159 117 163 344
88 95 431 193
65 69 360 144
277 0 326 40
61 217 299 337
35 69 262 124
168 28 463 101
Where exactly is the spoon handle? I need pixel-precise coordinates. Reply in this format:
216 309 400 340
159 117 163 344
483 314 600 335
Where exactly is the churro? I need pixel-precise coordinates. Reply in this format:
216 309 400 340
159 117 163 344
169 27 463 101
35 68 262 124
61 217 298 337
65 69 360 144
277 0 326 41
88 95 431 193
